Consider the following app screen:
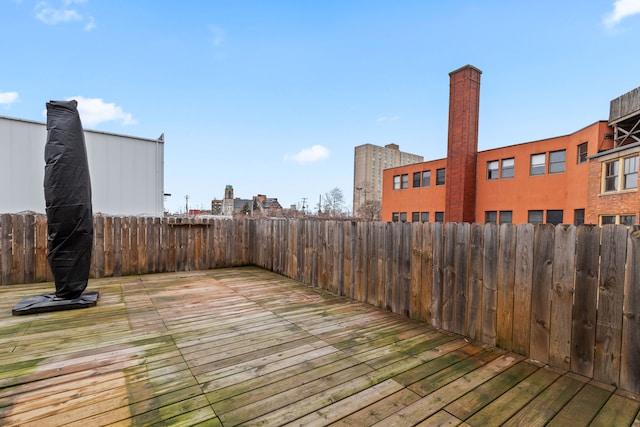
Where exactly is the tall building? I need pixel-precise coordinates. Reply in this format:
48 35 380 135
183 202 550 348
353 143 423 218
382 66 639 226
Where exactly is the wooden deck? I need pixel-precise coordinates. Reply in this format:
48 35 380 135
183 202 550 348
1 267 639 426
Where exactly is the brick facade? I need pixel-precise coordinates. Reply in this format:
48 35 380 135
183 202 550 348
586 144 640 224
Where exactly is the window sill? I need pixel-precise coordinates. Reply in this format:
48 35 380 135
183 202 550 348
599 188 638 196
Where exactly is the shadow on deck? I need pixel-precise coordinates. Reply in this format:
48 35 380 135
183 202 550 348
1 267 639 426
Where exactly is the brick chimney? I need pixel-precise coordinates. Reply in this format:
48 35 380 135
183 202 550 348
445 65 482 223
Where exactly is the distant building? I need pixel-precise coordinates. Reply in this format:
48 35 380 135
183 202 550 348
0 115 165 217
254 194 282 215
353 143 423 218
382 65 639 226
212 186 283 217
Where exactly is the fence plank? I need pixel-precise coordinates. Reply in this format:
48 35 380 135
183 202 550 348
549 224 576 370
121 217 131 276
366 221 377 305
0 214 9 285
595 224 627 387
384 222 393 311
410 222 423 319
113 216 122 277
621 226 640 393
148 217 157 272
104 216 114 277
154 217 162 273
35 215 49 282
513 223 534 356
418 223 434 323
318 221 327 288
11 215 25 285
375 222 385 308
130 217 139 275
530 224 554 364
482 222 498 347
453 222 469 335
289 220 298 283
466 222 484 340
442 222 457 332
496 223 516 350
93 215 105 279
431 222 444 329
571 224 600 377
398 222 412 317
23 214 35 284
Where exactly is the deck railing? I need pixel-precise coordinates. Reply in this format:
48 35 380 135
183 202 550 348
1 214 638 394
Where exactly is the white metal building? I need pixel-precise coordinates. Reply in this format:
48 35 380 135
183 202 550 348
1 115 165 217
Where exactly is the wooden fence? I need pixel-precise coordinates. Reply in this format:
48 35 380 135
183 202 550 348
0 214 250 286
1 214 639 394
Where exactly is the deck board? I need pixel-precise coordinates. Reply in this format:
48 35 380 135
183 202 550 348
1 266 639 426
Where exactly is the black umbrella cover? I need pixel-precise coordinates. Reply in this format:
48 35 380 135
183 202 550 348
44 100 93 299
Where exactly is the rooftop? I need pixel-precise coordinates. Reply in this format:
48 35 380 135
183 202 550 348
1 267 639 425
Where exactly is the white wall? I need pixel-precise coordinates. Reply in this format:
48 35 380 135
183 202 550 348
0 116 164 217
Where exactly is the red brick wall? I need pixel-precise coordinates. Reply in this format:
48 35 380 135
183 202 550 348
445 65 482 223
587 146 640 224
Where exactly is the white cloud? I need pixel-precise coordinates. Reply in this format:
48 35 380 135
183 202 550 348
35 1 95 31
70 96 137 127
604 0 640 27
84 15 95 31
35 2 82 24
0 91 19 105
285 145 330 164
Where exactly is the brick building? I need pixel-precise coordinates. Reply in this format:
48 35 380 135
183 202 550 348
382 65 639 225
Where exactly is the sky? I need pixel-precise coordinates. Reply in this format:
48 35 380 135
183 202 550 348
1 0 640 214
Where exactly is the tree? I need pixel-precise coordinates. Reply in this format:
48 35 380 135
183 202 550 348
359 200 382 221
322 187 347 217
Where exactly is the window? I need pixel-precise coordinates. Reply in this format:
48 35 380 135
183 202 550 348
393 175 400 190
624 156 638 189
412 212 420 222
501 158 514 179
604 160 619 192
499 211 513 224
422 170 431 187
574 209 585 226
436 168 446 185
421 212 429 222
530 153 546 176
401 174 409 189
547 210 564 225
601 214 637 226
621 215 636 226
549 150 566 174
392 212 399 222
528 210 543 224
487 161 499 180
485 211 497 223
413 172 421 188
400 212 407 223
435 212 444 223
577 142 588 164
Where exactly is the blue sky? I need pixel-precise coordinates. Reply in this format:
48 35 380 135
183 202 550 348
2 0 640 214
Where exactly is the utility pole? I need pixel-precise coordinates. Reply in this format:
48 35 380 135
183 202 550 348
185 194 189 216
301 197 307 214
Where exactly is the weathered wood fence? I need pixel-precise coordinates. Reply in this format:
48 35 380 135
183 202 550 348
1 214 639 394
0 214 250 286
